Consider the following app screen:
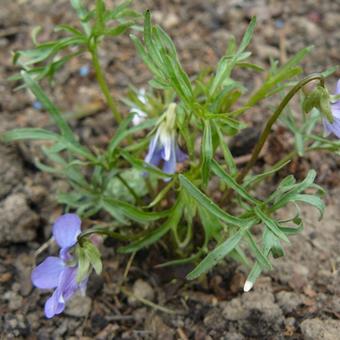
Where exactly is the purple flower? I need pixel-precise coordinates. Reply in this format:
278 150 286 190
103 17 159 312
31 214 88 318
323 80 340 139
144 103 187 179
145 127 187 178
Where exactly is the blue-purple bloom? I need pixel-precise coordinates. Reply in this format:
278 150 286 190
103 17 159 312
31 214 88 318
144 103 187 178
323 80 340 139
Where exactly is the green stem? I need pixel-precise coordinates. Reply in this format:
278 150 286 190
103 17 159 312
78 226 132 243
116 173 140 204
172 220 193 249
120 287 180 314
90 45 122 123
225 73 325 201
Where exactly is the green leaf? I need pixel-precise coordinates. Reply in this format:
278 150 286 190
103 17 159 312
104 23 132 37
186 231 243 279
118 199 183 253
247 47 312 106
214 122 237 175
2 127 96 162
292 194 325 219
271 170 317 210
179 175 246 226
144 11 162 67
108 113 134 154
245 227 285 288
145 180 175 208
55 24 84 36
243 159 291 188
263 228 284 257
21 71 76 142
211 160 260 204
302 87 322 113
254 207 289 242
76 246 91 283
198 206 223 247
108 116 157 156
209 17 256 97
15 36 86 67
238 17 256 53
71 0 91 35
83 240 102 275
2 128 60 142
102 197 169 223
236 62 264 72
201 120 213 185
319 87 333 123
130 34 164 80
244 230 272 269
95 0 106 32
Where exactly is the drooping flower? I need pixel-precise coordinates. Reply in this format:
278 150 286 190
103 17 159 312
323 80 340 139
31 214 88 318
144 103 187 178
130 88 147 126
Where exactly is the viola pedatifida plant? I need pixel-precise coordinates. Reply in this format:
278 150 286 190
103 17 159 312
3 0 340 317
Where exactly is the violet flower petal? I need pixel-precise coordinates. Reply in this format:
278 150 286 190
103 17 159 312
335 79 340 95
44 289 64 318
331 104 340 119
57 266 79 301
175 145 188 163
53 214 81 249
331 80 340 111
163 140 177 176
31 256 65 289
146 146 163 167
59 247 73 262
145 130 160 164
323 117 340 138
161 133 172 161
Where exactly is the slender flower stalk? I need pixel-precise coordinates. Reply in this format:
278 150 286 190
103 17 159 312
31 214 88 318
90 45 122 123
223 74 325 204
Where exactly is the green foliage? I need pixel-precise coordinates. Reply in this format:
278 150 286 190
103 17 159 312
76 239 102 282
12 0 140 85
3 0 339 290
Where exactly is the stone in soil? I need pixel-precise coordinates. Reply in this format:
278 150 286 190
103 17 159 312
300 318 340 340
128 279 155 306
65 295 92 318
222 289 284 338
276 291 304 314
0 193 39 244
0 144 24 199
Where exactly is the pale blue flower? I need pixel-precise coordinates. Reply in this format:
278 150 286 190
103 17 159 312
144 103 187 179
31 214 88 318
145 127 187 176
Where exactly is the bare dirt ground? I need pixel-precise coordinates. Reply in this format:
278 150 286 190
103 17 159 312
0 0 339 339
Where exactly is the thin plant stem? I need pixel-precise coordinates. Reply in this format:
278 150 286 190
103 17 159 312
90 45 122 123
225 73 325 202
116 173 140 204
120 287 181 315
123 251 136 279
